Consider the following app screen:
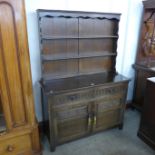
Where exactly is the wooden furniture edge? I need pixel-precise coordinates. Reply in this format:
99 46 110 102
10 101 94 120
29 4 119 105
143 0 155 9
138 130 155 150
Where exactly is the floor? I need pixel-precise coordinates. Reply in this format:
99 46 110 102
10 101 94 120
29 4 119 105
42 109 155 155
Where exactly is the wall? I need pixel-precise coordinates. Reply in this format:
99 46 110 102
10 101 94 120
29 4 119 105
121 0 143 100
25 0 143 121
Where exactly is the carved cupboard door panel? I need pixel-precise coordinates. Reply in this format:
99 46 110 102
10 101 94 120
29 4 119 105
49 101 92 148
0 0 35 129
92 84 126 132
92 99 122 133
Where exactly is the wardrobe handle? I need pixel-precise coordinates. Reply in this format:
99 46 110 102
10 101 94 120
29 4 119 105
7 145 14 152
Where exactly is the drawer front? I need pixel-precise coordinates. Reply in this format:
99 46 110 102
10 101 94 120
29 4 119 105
94 83 128 100
50 88 93 106
0 135 32 155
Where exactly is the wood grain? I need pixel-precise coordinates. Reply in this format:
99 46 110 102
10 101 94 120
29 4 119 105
0 0 41 154
138 78 155 150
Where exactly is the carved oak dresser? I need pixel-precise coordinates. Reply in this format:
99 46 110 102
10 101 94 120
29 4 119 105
37 9 129 151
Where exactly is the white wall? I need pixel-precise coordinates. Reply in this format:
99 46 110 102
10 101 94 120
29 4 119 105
25 0 143 121
121 0 143 100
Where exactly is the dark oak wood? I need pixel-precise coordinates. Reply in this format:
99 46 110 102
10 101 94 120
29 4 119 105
41 73 129 151
138 77 155 150
143 0 155 9
38 10 129 151
0 0 42 154
132 64 155 110
133 0 155 110
38 10 119 80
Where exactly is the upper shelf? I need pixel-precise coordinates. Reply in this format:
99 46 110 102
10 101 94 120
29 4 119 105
41 35 119 40
42 52 117 61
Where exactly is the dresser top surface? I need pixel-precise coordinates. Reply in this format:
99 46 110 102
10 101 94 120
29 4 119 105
41 72 129 95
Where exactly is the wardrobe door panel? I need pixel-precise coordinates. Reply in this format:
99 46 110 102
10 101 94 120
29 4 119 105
0 0 35 128
0 2 27 127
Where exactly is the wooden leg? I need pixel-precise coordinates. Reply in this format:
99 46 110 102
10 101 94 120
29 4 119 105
50 144 56 152
31 125 42 154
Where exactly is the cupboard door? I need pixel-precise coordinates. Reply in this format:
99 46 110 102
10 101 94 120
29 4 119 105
49 102 91 146
92 95 123 132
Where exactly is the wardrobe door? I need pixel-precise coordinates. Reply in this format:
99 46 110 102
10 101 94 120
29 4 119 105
0 0 35 129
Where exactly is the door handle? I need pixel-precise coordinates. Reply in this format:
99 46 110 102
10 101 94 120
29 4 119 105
88 116 91 126
93 115 97 128
87 115 91 131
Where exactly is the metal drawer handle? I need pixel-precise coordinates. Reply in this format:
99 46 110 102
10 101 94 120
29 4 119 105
7 145 14 152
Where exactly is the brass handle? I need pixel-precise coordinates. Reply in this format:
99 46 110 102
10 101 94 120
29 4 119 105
94 115 97 127
87 115 91 131
88 116 91 127
7 145 14 152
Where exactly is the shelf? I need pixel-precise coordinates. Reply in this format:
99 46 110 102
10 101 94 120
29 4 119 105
41 35 118 40
42 70 115 81
42 52 117 61
39 10 119 86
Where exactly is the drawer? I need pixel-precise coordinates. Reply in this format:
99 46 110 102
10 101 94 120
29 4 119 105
94 83 127 99
50 88 93 106
0 135 32 155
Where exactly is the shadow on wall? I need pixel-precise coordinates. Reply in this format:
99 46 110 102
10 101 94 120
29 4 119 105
26 11 42 122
